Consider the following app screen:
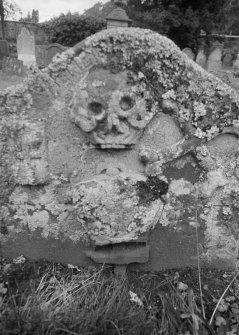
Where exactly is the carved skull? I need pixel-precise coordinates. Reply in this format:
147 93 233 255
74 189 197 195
70 68 154 149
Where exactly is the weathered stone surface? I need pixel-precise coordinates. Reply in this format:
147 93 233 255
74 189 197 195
17 27 36 67
1 28 239 269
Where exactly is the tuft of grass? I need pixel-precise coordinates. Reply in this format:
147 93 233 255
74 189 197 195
1 258 239 334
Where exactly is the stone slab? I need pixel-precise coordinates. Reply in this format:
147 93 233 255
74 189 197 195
196 49 207 69
45 43 67 66
1 28 239 270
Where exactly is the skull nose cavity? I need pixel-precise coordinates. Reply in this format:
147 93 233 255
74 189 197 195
88 102 106 121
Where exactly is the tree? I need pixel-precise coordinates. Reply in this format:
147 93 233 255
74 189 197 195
32 9 39 23
0 0 21 39
41 12 106 47
127 0 225 50
221 0 239 34
19 9 39 23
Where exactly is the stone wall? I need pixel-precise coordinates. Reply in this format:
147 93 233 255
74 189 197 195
0 20 48 44
1 28 239 270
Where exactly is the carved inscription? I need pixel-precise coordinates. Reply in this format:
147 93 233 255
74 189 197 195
14 122 48 185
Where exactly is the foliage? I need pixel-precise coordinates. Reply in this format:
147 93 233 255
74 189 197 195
0 0 21 20
0 0 21 39
127 0 225 50
41 12 106 47
82 0 239 50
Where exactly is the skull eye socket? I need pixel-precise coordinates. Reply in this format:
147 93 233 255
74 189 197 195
120 96 134 111
88 102 103 114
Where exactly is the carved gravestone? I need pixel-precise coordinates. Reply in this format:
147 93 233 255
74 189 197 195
182 47 195 60
17 27 36 67
196 49 207 69
207 42 222 72
1 28 239 269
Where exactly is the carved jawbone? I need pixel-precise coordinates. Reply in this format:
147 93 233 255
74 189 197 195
70 68 155 149
68 167 164 245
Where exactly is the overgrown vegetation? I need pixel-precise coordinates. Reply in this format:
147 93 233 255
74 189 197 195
1 257 239 334
0 0 21 39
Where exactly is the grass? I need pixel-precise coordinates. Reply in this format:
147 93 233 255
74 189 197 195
1 257 239 334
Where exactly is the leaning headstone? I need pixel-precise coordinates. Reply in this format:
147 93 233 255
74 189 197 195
207 42 222 72
17 27 36 67
195 49 207 69
1 29 239 270
182 47 195 60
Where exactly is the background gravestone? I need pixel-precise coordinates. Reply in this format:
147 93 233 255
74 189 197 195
196 49 207 69
207 42 223 72
182 47 195 60
222 50 234 68
17 27 36 67
0 40 9 69
233 52 239 77
1 28 239 270
45 43 67 66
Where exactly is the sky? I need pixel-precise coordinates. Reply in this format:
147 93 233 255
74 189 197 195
13 0 109 22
